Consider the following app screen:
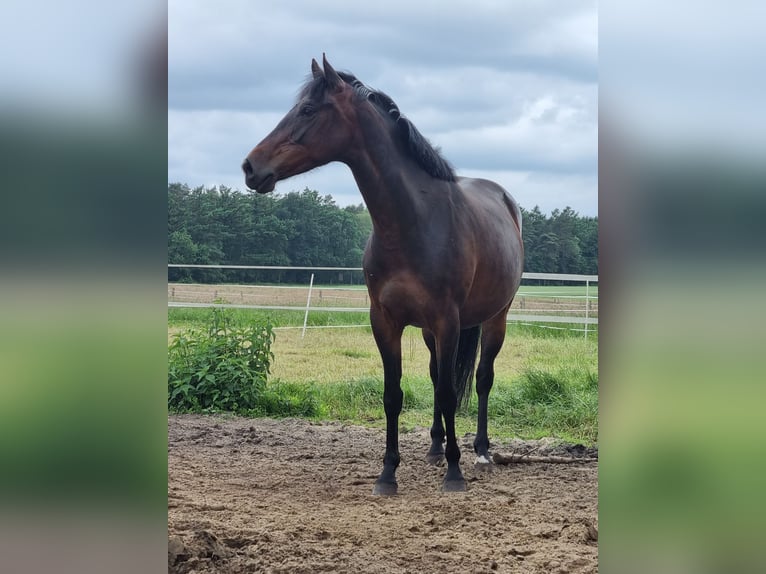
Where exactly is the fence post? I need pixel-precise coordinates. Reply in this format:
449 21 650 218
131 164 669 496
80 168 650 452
302 273 315 339
584 280 590 340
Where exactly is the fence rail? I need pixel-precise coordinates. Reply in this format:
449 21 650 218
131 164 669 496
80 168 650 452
168 265 598 335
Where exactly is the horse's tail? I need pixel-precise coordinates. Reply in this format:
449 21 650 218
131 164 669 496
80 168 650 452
455 325 481 409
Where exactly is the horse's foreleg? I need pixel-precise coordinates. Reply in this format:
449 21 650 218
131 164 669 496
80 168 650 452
474 307 509 466
433 321 465 492
422 330 445 465
370 307 403 496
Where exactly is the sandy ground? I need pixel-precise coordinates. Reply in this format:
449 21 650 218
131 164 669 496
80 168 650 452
168 415 598 573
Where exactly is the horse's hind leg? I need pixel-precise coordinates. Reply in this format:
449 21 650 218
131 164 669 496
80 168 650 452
423 330 445 465
474 306 510 465
431 317 466 492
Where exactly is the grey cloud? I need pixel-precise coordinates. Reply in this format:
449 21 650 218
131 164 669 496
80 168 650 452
168 0 598 215
169 0 597 111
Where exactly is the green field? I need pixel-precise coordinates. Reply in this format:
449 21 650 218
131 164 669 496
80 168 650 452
516 284 598 297
168 307 598 444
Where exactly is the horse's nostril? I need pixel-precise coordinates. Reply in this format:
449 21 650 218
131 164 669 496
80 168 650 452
242 159 253 176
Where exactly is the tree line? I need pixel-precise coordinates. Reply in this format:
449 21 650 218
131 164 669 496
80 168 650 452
168 183 597 284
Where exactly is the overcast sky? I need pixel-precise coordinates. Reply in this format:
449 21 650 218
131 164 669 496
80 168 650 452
168 0 598 215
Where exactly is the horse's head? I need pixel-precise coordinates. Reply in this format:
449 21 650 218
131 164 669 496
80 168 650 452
243 54 357 194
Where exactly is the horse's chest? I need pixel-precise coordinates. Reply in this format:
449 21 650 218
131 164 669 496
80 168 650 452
365 271 432 320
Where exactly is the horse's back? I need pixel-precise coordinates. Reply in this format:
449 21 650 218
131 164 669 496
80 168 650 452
457 177 522 236
457 176 522 239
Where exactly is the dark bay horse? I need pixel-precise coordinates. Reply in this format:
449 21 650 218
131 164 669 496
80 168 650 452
243 55 523 495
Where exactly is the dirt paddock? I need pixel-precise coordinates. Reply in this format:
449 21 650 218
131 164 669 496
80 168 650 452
168 415 598 573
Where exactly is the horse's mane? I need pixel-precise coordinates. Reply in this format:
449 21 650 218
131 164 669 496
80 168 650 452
300 72 456 182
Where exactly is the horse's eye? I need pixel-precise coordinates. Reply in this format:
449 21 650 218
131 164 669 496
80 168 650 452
299 104 315 117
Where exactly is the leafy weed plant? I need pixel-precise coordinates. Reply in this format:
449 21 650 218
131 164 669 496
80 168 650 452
168 308 275 413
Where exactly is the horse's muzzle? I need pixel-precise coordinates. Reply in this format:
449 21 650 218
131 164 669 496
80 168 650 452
242 158 276 194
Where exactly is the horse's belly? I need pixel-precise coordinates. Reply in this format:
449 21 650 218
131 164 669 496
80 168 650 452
459 265 521 326
459 289 515 327
367 260 521 329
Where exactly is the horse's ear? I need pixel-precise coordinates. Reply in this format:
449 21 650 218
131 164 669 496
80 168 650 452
322 53 342 91
311 58 323 80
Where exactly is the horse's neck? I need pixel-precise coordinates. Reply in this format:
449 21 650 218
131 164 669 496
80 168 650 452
350 164 417 241
346 112 434 245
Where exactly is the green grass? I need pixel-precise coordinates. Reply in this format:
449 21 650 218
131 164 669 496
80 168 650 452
169 307 370 329
248 381 320 418
289 367 598 444
168 308 598 444
516 284 598 297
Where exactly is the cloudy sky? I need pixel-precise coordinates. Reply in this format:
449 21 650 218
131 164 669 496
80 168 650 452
169 0 597 215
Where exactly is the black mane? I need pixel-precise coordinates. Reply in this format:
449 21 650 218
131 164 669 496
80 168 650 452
301 72 456 182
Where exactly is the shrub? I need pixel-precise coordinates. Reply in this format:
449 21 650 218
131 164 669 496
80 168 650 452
168 309 275 413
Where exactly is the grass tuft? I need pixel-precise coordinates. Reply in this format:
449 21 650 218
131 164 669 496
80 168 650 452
518 369 572 404
249 381 320 418
337 349 373 359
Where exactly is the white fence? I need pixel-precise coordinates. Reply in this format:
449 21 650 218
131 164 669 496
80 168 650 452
168 265 598 337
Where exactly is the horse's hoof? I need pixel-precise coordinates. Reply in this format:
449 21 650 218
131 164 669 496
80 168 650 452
372 481 398 496
474 455 493 471
425 453 445 466
442 479 467 493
